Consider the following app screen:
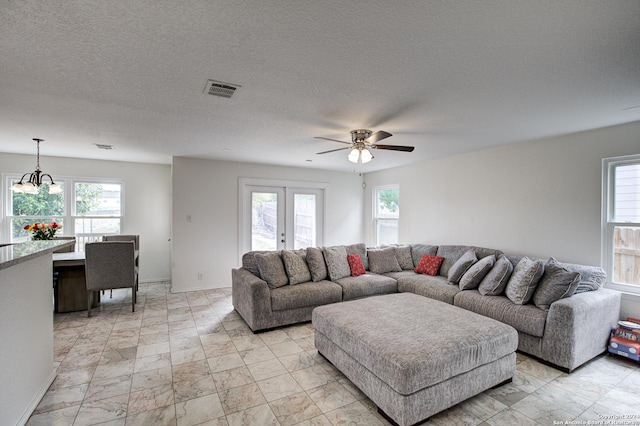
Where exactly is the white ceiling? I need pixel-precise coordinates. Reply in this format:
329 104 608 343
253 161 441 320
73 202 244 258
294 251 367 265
1 1 639 173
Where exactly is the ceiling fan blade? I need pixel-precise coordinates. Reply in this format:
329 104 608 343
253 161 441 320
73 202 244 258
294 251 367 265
314 136 351 145
316 147 351 155
373 144 415 152
366 131 392 144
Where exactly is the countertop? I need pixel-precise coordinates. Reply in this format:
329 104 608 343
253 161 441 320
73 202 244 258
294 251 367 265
0 240 75 271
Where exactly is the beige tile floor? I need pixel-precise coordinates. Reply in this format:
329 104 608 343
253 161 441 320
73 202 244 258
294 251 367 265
27 281 638 426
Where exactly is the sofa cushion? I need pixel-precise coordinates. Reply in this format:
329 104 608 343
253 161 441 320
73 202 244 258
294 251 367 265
460 254 496 290
448 249 478 284
347 253 366 277
394 245 414 270
334 274 398 301
282 250 311 285
552 258 606 294
410 244 438 267
454 290 548 337
255 252 289 289
306 247 328 282
367 247 402 274
414 254 444 276
323 246 351 281
383 270 420 280
346 243 368 271
478 255 513 296
532 259 581 310
270 281 342 311
397 274 460 304
505 257 544 305
242 251 270 278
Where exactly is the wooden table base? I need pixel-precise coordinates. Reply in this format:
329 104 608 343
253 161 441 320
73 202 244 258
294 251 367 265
54 265 100 313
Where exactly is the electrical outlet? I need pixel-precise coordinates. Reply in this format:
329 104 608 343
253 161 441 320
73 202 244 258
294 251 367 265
197 272 203 280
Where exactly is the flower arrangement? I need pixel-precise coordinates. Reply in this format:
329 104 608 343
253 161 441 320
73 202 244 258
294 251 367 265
24 221 62 240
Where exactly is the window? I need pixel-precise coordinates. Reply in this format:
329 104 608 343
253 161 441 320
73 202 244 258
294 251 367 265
374 185 399 245
3 175 123 249
602 155 640 293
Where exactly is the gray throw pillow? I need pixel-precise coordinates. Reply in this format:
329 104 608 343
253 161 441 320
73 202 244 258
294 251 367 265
322 245 351 281
448 249 478 284
367 247 402 274
459 255 496 290
281 250 311 285
394 245 414 270
255 252 289 289
478 255 513 296
346 243 368 270
532 259 581 310
505 257 545 305
306 247 328 282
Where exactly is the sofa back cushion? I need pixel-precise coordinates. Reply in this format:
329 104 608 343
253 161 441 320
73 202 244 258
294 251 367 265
345 243 368 270
478 255 514 296
242 251 271 278
410 244 438 267
255 252 289 289
282 250 311 285
506 254 606 294
459 254 496 290
306 247 328 282
532 258 581 310
393 245 414 270
436 245 502 277
504 257 544 304
448 249 478 284
368 247 402 274
323 245 351 281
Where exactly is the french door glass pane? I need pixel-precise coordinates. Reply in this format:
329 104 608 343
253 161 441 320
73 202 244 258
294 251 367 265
252 192 278 251
294 194 316 249
613 226 640 285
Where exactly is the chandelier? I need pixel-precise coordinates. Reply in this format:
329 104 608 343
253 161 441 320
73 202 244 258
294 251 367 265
11 138 62 195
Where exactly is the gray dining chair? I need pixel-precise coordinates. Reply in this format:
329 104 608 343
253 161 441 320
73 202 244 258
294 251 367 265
85 241 137 317
102 235 140 297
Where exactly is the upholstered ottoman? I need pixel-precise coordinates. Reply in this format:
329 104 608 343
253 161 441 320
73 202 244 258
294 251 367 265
312 293 518 426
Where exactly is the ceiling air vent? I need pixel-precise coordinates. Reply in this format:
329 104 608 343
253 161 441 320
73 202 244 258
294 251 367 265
95 144 114 150
204 80 240 98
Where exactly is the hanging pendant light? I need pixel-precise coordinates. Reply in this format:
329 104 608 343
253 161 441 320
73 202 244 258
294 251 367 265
11 138 62 195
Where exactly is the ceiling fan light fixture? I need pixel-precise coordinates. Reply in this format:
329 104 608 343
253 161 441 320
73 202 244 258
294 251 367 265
361 148 373 163
348 148 360 163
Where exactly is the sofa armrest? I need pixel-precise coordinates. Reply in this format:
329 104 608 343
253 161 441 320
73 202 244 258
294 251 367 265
232 267 273 331
542 288 621 371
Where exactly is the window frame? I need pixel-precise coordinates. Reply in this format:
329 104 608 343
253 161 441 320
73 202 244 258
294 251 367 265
601 154 640 294
2 174 124 248
373 184 400 246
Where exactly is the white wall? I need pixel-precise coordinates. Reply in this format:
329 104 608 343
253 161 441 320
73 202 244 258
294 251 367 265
0 153 171 282
364 120 640 318
171 157 364 292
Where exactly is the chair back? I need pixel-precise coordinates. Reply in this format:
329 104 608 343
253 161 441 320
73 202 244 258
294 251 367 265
85 241 136 292
102 234 139 250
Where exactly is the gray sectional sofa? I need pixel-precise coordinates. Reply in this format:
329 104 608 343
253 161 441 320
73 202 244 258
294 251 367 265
232 243 621 372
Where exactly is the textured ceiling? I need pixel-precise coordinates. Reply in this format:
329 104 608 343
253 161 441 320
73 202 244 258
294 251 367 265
1 1 639 172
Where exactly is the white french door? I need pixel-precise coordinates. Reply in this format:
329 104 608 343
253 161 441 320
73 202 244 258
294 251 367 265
240 179 325 254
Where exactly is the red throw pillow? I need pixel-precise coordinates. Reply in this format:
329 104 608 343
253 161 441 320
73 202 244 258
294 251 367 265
414 254 444 276
347 253 366 277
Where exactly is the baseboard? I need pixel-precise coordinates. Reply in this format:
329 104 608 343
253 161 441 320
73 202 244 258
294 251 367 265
16 369 56 426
